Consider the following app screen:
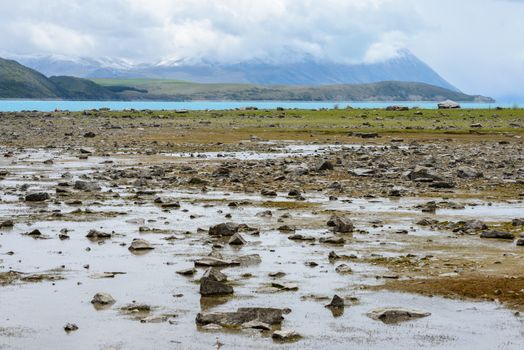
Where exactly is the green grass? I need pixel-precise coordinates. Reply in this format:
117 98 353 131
74 108 524 135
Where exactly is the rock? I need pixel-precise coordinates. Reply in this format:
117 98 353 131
268 271 286 278
272 330 302 342
228 233 246 245
176 267 196 276
241 320 271 330
480 230 515 240
83 131 96 138
335 264 352 274
128 238 154 251
232 254 262 265
86 229 111 240
367 308 431 324
74 180 101 191
319 236 345 244
516 239 524 246
0 220 14 228
209 222 239 236
202 267 228 282
91 292 116 305
288 234 315 241
278 225 296 232
438 100 460 109
271 282 299 291
261 189 277 196
457 167 483 179
511 218 524 227
195 257 240 267
200 275 233 296
63 323 78 332
386 106 409 111
325 294 344 308
429 181 455 189
25 192 50 202
196 307 287 327
404 166 443 182
327 215 354 233
317 160 334 171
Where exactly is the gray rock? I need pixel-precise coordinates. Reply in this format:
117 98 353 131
319 236 345 244
91 292 116 305
228 233 247 245
367 308 431 324
272 330 302 342
196 307 287 327
194 257 240 267
209 222 239 236
317 161 334 171
326 294 344 308
176 267 196 276
63 323 78 332
74 180 101 191
457 167 483 179
480 230 515 240
202 268 227 282
128 238 154 251
200 277 233 296
327 215 354 233
25 192 50 202
86 229 111 240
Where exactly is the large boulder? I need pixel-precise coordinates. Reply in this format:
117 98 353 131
438 100 460 109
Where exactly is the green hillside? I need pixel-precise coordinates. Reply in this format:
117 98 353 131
93 78 493 102
0 57 118 99
0 57 62 98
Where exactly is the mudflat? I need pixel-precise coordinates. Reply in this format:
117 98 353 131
0 108 523 349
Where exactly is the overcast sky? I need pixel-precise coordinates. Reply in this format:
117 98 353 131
1 0 523 98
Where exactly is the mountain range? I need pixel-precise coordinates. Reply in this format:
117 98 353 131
0 52 494 102
7 50 457 91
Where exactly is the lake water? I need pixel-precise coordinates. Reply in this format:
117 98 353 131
0 100 519 112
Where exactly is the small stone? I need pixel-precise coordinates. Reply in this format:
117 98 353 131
63 323 78 332
91 292 116 305
272 330 302 342
228 233 246 245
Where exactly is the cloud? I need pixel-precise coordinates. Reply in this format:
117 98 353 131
0 0 523 98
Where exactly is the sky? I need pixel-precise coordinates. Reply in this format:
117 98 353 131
0 0 523 98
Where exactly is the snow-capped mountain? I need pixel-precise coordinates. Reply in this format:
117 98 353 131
3 50 458 91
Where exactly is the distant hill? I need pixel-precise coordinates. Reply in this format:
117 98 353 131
0 57 117 100
94 79 494 102
9 50 458 91
0 57 63 98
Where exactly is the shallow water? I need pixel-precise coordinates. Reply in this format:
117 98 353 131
1 147 523 350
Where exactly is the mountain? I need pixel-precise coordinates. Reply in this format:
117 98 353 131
0 57 493 102
8 50 458 91
0 57 63 98
0 57 118 99
94 79 493 102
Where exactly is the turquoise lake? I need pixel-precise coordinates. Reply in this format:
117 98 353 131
0 100 518 112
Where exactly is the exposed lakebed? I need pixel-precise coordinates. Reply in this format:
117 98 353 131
0 110 523 349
